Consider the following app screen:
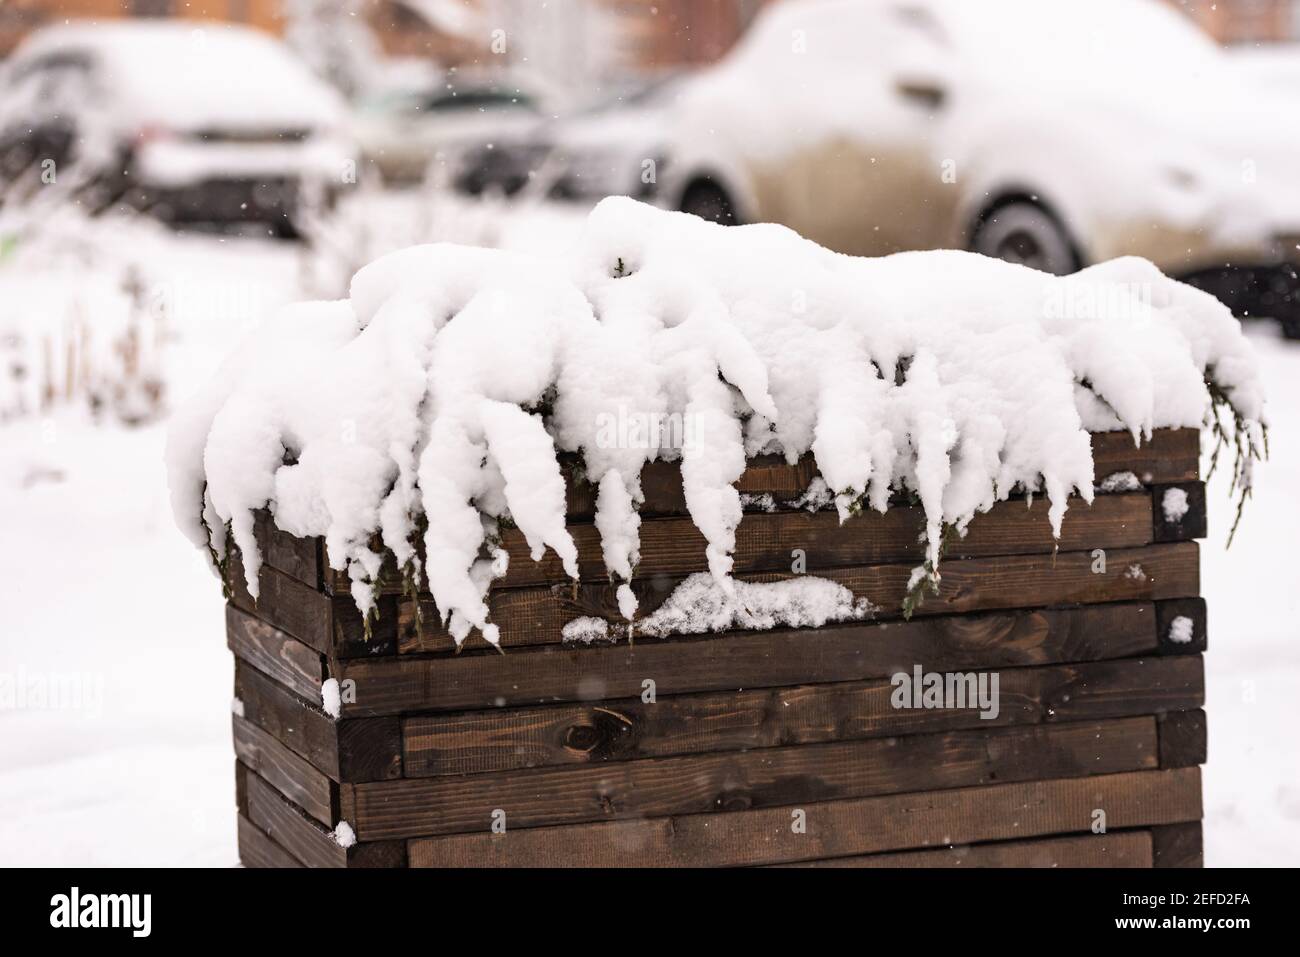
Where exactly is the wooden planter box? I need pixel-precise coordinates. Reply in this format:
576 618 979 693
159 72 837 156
229 427 1208 868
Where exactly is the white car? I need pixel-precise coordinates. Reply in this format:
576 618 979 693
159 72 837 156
0 20 353 236
661 0 1300 333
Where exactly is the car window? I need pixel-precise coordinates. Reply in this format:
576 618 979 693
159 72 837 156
8 50 95 83
2 49 98 125
427 90 535 112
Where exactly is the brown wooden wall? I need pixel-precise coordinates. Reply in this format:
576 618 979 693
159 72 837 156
229 428 1208 868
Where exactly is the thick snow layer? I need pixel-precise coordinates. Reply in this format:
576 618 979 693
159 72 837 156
167 198 1266 646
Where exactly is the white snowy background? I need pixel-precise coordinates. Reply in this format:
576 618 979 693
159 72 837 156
0 197 1294 866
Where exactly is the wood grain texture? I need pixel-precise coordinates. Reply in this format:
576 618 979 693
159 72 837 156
237 814 303 869
254 509 322 590
1090 428 1199 485
772 830 1153 868
398 541 1199 655
232 714 336 825
407 766 1203 867
235 659 341 779
238 763 406 868
350 602 1159 717
241 763 346 868
337 717 404 783
1158 708 1207 769
226 604 324 703
488 492 1155 590
228 553 397 659
234 657 402 784
1151 821 1204 868
353 716 1158 841
401 655 1204 776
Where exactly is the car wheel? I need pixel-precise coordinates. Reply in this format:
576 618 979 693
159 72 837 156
680 181 739 225
1281 314 1300 341
971 201 1079 275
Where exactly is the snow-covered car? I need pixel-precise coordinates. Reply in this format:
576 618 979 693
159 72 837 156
661 0 1300 334
0 21 353 236
351 78 542 186
461 76 684 200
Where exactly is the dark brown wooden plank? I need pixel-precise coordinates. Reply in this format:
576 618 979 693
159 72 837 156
226 604 324 703
1151 821 1204 868
346 841 408 868
1158 709 1207 769
255 509 322 590
351 602 1158 717
1091 428 1199 485
238 763 403 868
354 716 1158 841
237 814 303 869
773 830 1153 868
228 553 397 659
240 763 346 868
235 659 341 779
338 717 403 782
232 714 336 825
235 658 402 784
401 655 1203 776
408 766 1202 867
489 492 1155 590
398 542 1199 655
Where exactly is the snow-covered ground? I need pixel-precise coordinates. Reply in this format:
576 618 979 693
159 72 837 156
0 230 298 866
0 203 1295 866
1201 322 1300 867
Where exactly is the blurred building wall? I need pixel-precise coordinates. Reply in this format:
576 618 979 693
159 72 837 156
1168 0 1300 41
598 0 770 69
0 0 471 57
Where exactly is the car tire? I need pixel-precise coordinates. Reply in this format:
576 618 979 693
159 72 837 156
1281 314 1300 341
680 181 740 225
971 201 1079 275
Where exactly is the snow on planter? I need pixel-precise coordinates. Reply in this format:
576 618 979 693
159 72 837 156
167 197 1265 649
209 199 1232 868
